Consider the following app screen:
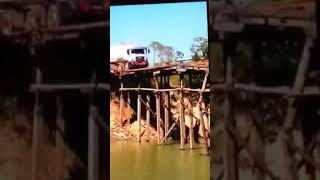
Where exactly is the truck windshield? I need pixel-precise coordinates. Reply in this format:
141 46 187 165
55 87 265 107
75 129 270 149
131 49 145 54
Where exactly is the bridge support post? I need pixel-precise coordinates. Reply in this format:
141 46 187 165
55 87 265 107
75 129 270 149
164 76 170 144
179 74 185 150
156 92 161 145
88 70 99 180
137 89 142 143
32 67 42 180
56 95 64 180
119 78 124 128
146 94 150 142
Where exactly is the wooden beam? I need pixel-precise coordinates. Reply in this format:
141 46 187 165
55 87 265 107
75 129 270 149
30 83 110 92
119 87 210 92
282 38 312 180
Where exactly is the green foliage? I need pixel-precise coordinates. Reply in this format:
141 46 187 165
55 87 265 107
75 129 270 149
149 41 184 64
190 37 208 60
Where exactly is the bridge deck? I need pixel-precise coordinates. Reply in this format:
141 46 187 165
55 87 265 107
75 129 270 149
110 60 209 77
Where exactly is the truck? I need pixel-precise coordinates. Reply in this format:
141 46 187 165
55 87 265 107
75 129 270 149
110 43 150 72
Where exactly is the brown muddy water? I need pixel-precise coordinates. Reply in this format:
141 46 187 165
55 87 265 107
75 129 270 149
110 141 210 180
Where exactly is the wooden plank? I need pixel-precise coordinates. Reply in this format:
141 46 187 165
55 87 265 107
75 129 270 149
146 95 150 142
32 67 42 180
282 38 312 180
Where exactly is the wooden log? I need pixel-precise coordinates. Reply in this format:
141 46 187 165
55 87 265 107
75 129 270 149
154 77 161 145
160 118 180 144
146 95 150 142
164 91 169 144
224 55 238 180
88 71 99 180
32 67 42 180
119 87 210 92
140 97 156 117
56 96 64 180
180 74 185 150
282 38 312 180
88 106 99 180
137 92 142 143
189 101 194 149
225 124 279 180
156 93 161 145
197 73 209 154
30 83 110 91
119 81 124 128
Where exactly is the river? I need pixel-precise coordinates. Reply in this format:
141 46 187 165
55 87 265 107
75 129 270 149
110 141 210 180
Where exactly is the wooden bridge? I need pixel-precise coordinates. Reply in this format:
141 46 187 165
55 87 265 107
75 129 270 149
110 61 211 153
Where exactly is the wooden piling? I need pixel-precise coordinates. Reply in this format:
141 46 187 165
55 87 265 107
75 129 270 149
189 100 194 149
56 96 64 180
88 71 99 180
119 79 124 128
88 105 99 180
282 37 312 180
137 92 142 142
179 74 185 149
156 92 161 145
32 67 42 180
164 77 170 144
146 94 150 142
197 73 209 154
224 55 238 180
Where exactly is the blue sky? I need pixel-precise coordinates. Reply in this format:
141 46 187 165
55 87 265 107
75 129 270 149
110 2 208 65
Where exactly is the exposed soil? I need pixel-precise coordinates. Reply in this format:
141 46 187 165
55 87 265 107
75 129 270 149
110 98 158 142
0 112 83 180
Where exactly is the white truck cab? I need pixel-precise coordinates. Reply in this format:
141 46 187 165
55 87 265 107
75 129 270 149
110 43 150 69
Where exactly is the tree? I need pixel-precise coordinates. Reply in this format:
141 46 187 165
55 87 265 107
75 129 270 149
149 41 164 66
190 37 208 60
158 46 176 64
176 51 184 60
